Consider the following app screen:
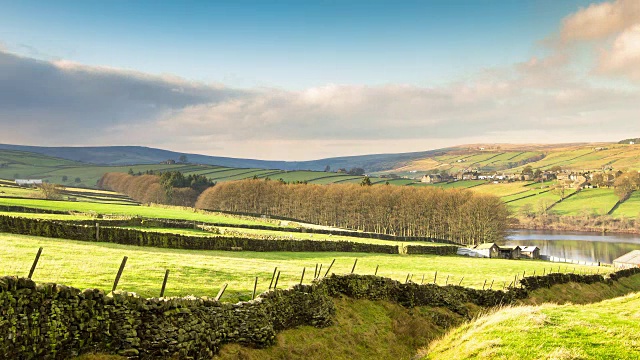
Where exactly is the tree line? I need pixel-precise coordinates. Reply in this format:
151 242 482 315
98 172 214 207
195 179 509 245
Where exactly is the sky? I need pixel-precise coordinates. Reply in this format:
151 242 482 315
1 0 639 160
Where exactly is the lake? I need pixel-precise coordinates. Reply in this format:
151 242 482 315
505 229 640 264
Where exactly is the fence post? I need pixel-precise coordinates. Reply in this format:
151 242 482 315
273 271 281 290
159 269 170 297
351 259 358 274
445 275 449 285
95 223 100 241
490 280 494 289
433 271 438 284
112 256 128 292
269 267 278 289
28 247 43 279
405 273 411 283
300 267 306 285
324 259 336 277
458 277 464 286
252 276 258 300
482 279 487 290
421 274 425 284
314 264 318 279
317 264 323 279
375 265 379 276
215 283 228 301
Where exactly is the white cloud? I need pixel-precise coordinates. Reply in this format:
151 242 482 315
560 0 640 42
597 24 640 80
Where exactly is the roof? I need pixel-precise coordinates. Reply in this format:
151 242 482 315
498 245 521 250
475 243 498 250
613 250 640 265
520 246 540 252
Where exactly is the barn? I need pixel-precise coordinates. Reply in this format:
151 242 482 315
613 250 640 269
497 245 521 259
473 243 500 258
520 246 541 259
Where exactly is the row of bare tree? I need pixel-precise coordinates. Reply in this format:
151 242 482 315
98 173 199 207
99 173 509 245
195 179 509 245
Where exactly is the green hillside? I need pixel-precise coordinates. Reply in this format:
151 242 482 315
424 292 640 360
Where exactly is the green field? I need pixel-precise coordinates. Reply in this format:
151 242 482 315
0 197 279 226
424 292 640 360
0 233 602 302
551 188 619 216
611 191 640 218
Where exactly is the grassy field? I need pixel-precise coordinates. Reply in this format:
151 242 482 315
551 188 619 216
611 191 640 218
0 197 280 226
424 292 640 360
0 233 604 302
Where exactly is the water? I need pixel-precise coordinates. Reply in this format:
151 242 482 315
505 230 640 264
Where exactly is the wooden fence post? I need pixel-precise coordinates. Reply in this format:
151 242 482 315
490 280 494 289
215 283 228 301
252 276 258 300
300 267 306 285
421 274 425 284
112 256 128 292
95 223 100 241
273 271 281 290
28 247 43 279
269 267 278 289
317 264 323 279
433 271 438 284
159 269 170 297
445 275 449 285
314 264 318 279
458 277 464 286
482 279 487 290
405 273 411 283
351 259 358 274
324 259 336 277
374 265 379 276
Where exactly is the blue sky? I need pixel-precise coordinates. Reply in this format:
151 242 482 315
1 0 639 160
0 0 593 89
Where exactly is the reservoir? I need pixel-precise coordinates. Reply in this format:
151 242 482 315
505 230 640 264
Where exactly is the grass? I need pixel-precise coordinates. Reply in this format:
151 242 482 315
0 233 604 302
423 291 640 360
611 191 640 218
551 188 619 216
470 182 534 197
0 197 279 226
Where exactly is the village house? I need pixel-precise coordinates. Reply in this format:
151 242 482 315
497 245 521 259
420 174 443 184
613 250 640 269
519 246 541 259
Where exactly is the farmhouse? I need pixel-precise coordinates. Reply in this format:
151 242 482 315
15 179 43 187
497 245 521 259
421 174 442 184
473 243 500 258
613 250 640 269
519 246 541 259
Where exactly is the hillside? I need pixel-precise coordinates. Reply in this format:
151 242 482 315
0 143 440 172
424 291 640 360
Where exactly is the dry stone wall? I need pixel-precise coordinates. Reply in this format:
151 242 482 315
2 269 640 359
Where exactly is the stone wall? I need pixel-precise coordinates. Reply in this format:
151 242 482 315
3 269 639 359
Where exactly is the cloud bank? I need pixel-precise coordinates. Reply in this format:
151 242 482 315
1 0 640 160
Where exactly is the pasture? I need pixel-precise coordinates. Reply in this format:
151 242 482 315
1 233 603 302
424 292 640 360
550 188 619 216
611 191 640 218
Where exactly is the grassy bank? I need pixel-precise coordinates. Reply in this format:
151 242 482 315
423 290 640 360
